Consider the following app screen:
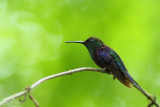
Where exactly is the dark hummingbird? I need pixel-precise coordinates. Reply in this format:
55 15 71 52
66 36 145 92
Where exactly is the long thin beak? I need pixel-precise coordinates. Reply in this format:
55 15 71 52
65 41 84 44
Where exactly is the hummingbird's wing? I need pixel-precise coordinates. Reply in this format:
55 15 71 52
97 47 144 90
96 48 131 88
108 50 145 91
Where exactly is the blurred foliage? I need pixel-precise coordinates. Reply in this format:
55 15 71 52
0 0 160 107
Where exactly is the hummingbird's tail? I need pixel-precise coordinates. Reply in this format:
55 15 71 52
124 72 150 96
116 70 151 97
131 80 152 99
125 73 154 102
130 78 146 93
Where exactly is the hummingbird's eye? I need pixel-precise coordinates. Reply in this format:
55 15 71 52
89 40 93 43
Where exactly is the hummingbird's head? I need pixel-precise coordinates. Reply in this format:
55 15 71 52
83 36 104 49
65 36 104 50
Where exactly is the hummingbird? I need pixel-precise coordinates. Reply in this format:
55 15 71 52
65 36 145 92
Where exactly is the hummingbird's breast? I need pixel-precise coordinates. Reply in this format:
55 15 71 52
93 53 105 68
89 46 107 68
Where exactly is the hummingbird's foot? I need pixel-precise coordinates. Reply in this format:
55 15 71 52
113 76 116 80
104 68 112 75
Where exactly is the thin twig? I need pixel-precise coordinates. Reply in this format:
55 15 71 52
19 93 27 103
25 86 39 107
0 67 159 107
0 91 27 105
28 93 39 107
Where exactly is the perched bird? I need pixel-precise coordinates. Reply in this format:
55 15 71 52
66 36 145 92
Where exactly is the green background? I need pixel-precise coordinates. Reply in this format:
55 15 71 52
0 0 160 107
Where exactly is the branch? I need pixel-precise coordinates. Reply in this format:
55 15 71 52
0 67 104 106
0 67 159 107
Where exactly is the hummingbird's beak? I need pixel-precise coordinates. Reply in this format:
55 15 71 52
65 41 84 44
